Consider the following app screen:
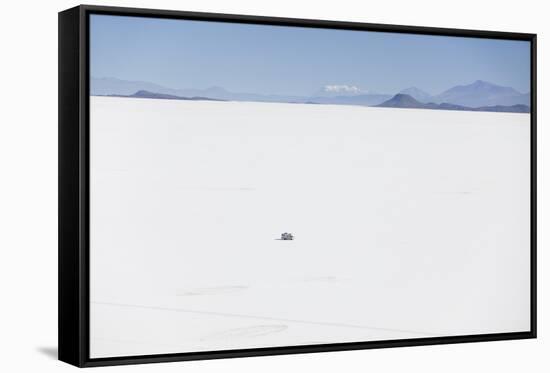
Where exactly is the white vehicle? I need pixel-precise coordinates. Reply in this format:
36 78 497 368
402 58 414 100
280 232 294 240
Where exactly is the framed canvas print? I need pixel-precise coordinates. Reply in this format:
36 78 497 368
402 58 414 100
58 5 537 367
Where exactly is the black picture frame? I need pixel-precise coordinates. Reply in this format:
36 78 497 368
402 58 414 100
59 4 537 368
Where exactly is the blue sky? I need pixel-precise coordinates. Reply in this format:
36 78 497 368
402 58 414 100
90 15 531 96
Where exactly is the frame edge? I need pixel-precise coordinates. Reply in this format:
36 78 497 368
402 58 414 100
58 5 86 368
530 33 537 339
79 3 536 40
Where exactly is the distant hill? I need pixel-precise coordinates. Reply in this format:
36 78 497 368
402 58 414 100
91 77 175 96
475 104 530 113
377 93 425 108
399 87 433 103
103 90 226 101
377 93 529 113
130 90 187 100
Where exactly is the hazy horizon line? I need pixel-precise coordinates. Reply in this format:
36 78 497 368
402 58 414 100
91 76 530 98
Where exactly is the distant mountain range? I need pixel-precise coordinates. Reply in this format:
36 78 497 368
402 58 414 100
92 77 530 113
91 77 306 103
377 93 530 113
433 80 530 107
398 80 529 108
105 90 226 101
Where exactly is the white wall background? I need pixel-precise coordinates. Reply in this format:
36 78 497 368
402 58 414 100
0 0 546 371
